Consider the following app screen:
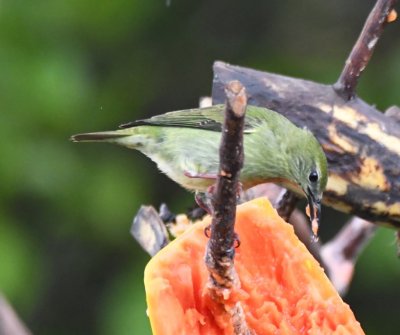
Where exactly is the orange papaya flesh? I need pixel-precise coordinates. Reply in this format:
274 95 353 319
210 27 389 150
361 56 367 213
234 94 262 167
144 198 365 335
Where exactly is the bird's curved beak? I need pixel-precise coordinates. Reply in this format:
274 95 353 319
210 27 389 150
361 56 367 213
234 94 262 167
306 187 322 239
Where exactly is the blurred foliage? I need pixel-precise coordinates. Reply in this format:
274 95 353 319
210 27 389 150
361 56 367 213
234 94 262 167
0 0 400 334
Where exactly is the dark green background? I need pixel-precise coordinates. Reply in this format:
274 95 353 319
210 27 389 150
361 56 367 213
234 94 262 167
1 0 400 334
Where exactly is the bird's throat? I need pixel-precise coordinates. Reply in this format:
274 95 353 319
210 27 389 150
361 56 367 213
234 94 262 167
266 178 304 197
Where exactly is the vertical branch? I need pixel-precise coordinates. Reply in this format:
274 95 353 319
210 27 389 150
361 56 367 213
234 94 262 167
205 80 247 288
334 0 397 100
205 81 254 335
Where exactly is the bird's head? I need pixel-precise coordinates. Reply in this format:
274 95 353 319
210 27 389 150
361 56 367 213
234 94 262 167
289 132 328 235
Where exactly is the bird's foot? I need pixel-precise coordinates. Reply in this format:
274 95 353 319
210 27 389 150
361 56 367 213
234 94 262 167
204 225 211 238
233 232 241 248
203 225 240 249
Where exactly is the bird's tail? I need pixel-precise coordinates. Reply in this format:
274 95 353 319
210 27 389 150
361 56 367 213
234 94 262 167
70 128 155 151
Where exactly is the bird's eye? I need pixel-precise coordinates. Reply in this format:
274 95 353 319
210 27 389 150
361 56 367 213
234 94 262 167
309 171 318 182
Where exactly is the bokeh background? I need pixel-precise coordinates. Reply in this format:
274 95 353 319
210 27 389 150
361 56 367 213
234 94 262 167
1 0 400 334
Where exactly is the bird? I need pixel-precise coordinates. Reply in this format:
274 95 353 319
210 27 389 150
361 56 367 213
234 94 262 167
71 104 328 237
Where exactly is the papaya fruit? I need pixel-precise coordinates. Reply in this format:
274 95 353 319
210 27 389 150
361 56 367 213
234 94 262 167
144 198 364 335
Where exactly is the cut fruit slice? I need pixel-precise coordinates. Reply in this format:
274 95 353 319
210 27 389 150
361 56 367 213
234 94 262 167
144 198 365 335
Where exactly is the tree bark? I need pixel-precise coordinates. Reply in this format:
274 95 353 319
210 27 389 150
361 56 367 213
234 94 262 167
212 61 400 229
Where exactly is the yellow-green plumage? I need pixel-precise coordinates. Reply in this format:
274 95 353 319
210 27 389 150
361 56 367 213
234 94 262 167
71 104 327 203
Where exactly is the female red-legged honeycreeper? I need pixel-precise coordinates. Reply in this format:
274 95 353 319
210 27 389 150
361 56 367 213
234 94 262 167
71 104 328 236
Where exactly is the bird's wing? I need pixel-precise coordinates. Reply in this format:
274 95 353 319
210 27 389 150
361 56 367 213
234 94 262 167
119 104 268 132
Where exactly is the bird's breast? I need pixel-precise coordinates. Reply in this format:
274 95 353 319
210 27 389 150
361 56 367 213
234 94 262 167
146 152 215 192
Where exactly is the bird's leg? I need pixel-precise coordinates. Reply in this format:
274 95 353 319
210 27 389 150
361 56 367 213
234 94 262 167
185 170 218 237
187 166 244 246
195 184 242 248
195 190 214 238
184 170 218 180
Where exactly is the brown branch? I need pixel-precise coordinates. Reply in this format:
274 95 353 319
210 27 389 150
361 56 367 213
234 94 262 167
212 61 400 230
321 217 377 295
210 2 399 298
205 81 253 335
205 80 246 286
334 0 398 100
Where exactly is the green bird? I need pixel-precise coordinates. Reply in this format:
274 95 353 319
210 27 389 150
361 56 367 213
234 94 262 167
71 104 328 235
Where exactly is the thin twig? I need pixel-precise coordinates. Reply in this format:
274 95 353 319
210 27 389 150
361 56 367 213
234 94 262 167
205 81 254 335
334 0 397 100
